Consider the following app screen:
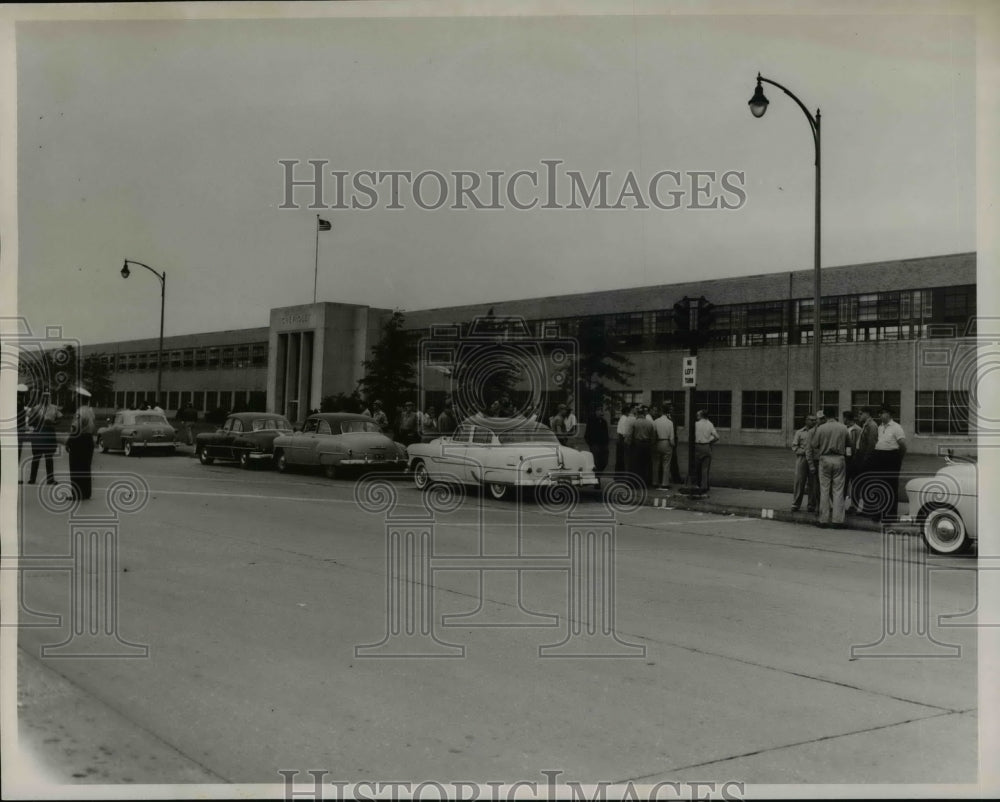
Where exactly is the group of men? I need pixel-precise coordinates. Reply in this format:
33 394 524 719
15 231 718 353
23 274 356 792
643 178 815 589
790 405 907 527
364 398 460 446
610 403 720 493
15 384 97 501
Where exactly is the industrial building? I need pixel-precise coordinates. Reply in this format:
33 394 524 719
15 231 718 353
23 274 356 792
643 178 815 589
80 252 977 454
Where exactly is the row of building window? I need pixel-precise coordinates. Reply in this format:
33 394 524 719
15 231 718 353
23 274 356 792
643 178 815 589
606 389 970 435
113 389 267 414
99 343 269 373
428 285 973 351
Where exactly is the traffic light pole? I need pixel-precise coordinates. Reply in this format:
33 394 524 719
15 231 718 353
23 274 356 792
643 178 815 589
687 343 697 488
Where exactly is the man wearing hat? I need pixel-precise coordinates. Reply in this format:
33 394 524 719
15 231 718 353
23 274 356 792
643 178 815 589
66 386 96 500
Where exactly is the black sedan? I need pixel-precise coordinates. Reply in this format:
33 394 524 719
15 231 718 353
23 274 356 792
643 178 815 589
195 412 294 469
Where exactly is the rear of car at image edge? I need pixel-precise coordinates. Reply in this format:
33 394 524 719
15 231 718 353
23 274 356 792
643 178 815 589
271 413 407 478
196 412 294 469
905 459 977 555
406 415 598 501
97 410 177 456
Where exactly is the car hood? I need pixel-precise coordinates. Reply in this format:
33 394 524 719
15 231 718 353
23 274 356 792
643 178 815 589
906 462 976 495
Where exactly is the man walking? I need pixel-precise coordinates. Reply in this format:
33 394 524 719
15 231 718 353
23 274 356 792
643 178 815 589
66 387 96 501
693 409 719 494
790 413 818 512
808 408 849 528
651 405 675 489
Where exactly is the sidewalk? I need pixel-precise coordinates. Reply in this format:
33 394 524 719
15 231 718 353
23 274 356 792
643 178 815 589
631 483 910 532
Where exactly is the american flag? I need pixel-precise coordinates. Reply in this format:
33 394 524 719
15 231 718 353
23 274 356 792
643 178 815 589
317 218 332 231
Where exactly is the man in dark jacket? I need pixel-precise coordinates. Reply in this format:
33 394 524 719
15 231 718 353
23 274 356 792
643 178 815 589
583 404 610 473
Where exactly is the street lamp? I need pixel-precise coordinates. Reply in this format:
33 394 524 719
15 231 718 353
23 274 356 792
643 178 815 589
121 259 166 406
748 72 822 414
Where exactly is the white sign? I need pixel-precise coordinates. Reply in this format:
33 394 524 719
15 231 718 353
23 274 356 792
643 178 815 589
682 356 697 387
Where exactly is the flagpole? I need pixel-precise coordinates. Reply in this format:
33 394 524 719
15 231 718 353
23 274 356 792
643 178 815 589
313 214 320 305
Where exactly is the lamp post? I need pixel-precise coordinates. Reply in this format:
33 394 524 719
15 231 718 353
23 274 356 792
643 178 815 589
748 73 822 413
121 259 166 406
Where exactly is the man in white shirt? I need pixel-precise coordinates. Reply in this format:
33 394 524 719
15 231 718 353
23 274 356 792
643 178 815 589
693 409 720 494
868 405 907 521
614 403 635 474
651 406 675 488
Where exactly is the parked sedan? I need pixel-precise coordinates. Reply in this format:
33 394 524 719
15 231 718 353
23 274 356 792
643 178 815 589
905 458 977 554
196 412 294 469
271 413 407 478
97 410 177 456
406 415 599 500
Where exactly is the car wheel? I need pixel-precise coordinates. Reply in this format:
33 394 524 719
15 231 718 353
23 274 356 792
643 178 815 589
98 436 108 453
412 460 432 490
488 482 510 501
324 463 338 480
275 450 289 473
198 447 215 466
123 439 136 457
922 506 972 555
239 451 252 470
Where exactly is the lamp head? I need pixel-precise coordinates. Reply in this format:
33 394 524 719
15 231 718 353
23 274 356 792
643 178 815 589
748 77 769 118
121 261 130 279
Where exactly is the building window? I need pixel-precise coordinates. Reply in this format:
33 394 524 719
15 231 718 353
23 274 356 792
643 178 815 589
693 390 732 428
221 347 235 368
940 285 975 324
137 353 147 371
207 348 220 369
610 312 644 348
205 391 218 412
115 391 124 409
236 345 250 368
793 390 840 424
251 343 268 367
182 350 194 369
125 391 136 408
650 390 686 427
915 391 970 435
168 391 179 410
194 391 205 411
194 349 207 369
741 390 783 430
248 391 266 412
170 350 183 369
851 390 902 419
607 390 643 421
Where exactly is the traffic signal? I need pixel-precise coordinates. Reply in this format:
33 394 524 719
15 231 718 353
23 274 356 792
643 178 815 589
672 297 692 341
696 297 716 339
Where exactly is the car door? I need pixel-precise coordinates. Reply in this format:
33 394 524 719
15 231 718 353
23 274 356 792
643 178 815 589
208 418 232 459
225 418 245 460
436 422 474 484
107 413 125 450
287 417 320 466
465 425 495 484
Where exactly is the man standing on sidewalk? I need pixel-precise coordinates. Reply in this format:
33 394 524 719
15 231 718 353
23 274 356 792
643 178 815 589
842 410 862 510
868 405 907 522
790 413 818 512
626 405 655 488
651 404 675 489
851 406 880 514
694 409 719 495
614 403 635 475
808 408 849 528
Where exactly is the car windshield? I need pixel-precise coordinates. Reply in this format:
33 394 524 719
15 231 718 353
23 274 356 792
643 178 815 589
135 414 168 425
339 421 383 434
496 426 559 445
252 418 293 432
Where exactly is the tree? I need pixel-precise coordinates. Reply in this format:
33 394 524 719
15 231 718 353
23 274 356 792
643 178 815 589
357 309 418 419
18 345 114 412
449 314 524 417
321 391 364 413
575 317 635 413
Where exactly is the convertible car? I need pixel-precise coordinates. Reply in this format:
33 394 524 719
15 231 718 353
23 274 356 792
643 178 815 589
97 410 177 456
196 412 294 469
905 458 977 555
271 413 408 477
406 415 599 500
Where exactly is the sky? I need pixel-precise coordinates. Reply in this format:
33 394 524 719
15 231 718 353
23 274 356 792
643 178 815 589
6 2 986 347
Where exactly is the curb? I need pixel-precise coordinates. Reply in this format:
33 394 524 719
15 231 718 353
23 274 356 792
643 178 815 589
639 488 916 533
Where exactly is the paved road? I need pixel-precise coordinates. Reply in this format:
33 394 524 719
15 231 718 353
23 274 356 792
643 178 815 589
13 451 979 788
